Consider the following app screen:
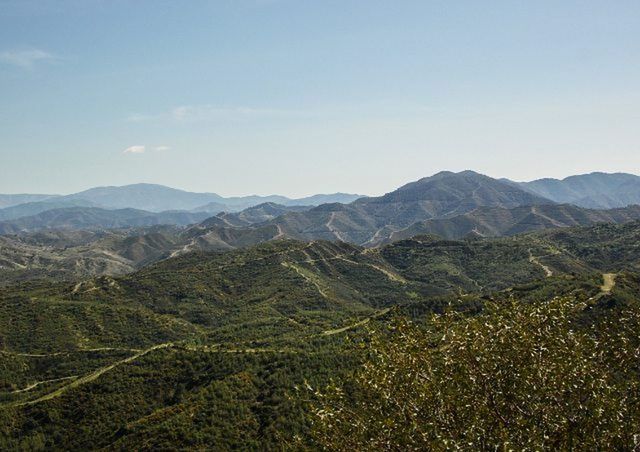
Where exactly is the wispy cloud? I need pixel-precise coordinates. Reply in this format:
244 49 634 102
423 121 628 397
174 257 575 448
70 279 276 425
0 48 57 69
122 145 170 154
123 145 146 154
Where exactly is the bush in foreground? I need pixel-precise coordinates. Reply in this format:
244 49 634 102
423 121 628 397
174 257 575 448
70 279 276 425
311 297 640 450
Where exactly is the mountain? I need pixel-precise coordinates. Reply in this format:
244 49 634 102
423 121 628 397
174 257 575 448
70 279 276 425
376 204 640 244
0 227 181 285
60 183 362 213
0 194 57 209
360 170 552 221
191 193 363 213
4 171 640 271
61 183 223 212
1 185 365 218
5 200 640 286
176 202 640 252
290 192 364 205
0 199 98 221
215 202 312 227
516 172 640 209
0 207 210 235
175 172 640 250
1 171 547 242
257 171 555 245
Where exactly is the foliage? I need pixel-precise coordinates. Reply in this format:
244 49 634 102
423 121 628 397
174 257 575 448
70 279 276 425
311 297 640 450
1 222 640 449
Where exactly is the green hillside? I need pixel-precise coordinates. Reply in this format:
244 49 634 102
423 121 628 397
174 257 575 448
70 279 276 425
1 222 640 449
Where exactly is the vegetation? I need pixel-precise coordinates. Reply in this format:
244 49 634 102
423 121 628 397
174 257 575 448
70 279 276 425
311 297 640 450
0 221 639 449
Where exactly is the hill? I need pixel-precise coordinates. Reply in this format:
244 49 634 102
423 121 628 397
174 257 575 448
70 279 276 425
377 204 640 244
258 171 554 245
516 172 640 209
0 194 57 209
1 221 640 448
214 202 311 227
0 227 182 285
0 207 210 235
4 201 640 285
0 199 99 221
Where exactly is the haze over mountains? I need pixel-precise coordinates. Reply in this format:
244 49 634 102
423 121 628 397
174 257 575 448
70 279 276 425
514 172 640 209
2 171 640 282
0 184 363 215
2 171 639 225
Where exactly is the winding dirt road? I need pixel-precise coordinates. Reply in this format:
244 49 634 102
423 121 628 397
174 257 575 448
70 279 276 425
15 343 174 407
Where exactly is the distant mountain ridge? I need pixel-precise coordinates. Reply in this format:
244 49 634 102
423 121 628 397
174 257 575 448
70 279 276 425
0 183 364 217
62 183 364 212
0 194 58 209
0 199 99 221
2 171 640 246
514 172 640 209
0 207 211 235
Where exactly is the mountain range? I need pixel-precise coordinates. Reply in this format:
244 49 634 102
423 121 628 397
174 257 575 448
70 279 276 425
3 174 640 448
0 183 363 217
2 172 640 230
3 170 640 284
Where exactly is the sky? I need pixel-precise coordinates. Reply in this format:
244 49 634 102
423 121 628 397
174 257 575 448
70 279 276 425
1 0 639 197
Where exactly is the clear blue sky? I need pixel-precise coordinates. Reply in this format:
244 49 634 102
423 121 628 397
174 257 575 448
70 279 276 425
1 0 639 196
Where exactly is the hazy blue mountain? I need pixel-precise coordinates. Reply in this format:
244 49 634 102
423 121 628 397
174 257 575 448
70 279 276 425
192 193 364 213
0 207 210 235
192 197 290 213
62 183 224 212
516 172 640 209
0 199 98 221
215 202 312 227
288 193 364 205
0 184 365 215
190 201 237 213
0 194 57 209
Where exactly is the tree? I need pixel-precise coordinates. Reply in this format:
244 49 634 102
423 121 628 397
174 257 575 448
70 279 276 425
311 297 640 450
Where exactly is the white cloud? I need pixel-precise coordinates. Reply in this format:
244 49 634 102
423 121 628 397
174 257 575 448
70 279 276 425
0 48 56 69
123 145 146 154
154 145 171 151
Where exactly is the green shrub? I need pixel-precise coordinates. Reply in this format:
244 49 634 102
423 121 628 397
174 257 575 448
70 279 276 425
312 297 640 450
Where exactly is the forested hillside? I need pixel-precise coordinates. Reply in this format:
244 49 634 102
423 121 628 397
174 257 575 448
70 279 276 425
1 221 640 449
